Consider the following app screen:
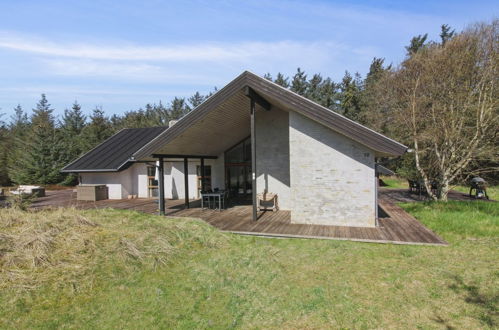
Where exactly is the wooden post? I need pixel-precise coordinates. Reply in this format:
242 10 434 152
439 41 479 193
184 157 189 208
250 98 257 221
158 157 165 215
200 157 205 192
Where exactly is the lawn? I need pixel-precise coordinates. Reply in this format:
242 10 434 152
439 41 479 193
0 203 498 329
380 175 499 200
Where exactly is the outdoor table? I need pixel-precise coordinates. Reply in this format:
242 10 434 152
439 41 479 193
201 191 226 211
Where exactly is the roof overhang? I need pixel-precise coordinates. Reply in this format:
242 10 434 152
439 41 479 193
134 71 407 160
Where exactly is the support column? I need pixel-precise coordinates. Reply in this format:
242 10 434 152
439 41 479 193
250 98 257 221
158 157 165 215
184 157 189 208
200 157 205 192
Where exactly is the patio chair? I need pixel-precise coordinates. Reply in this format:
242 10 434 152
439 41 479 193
201 190 213 209
257 192 278 212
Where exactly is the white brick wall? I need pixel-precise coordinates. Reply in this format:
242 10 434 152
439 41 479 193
289 112 376 227
255 107 291 210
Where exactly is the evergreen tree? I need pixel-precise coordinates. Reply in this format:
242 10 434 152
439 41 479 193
10 94 65 184
0 113 9 185
10 104 29 130
290 68 308 95
81 107 113 151
59 101 87 185
188 92 206 109
274 73 290 88
405 33 428 55
263 73 272 81
306 73 323 102
359 57 392 129
169 97 190 120
338 71 362 120
318 78 339 111
440 24 455 45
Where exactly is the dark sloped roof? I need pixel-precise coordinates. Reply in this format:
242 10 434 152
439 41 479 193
62 126 167 172
375 164 395 176
134 71 407 159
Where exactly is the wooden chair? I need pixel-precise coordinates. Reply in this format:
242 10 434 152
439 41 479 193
257 192 278 212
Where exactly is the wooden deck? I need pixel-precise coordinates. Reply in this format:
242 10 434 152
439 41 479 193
32 189 448 245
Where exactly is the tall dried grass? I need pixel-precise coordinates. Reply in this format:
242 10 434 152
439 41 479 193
0 207 227 292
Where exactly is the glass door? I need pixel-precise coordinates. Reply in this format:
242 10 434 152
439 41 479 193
225 137 252 199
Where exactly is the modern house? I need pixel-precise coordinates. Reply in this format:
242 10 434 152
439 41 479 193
62 71 407 227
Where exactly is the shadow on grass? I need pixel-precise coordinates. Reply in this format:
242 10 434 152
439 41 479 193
448 274 498 327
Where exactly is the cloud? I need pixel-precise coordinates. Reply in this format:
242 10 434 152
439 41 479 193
0 32 369 83
0 33 342 63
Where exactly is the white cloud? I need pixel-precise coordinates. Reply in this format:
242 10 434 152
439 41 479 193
0 33 343 63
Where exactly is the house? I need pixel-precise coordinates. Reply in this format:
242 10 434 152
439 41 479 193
62 71 407 227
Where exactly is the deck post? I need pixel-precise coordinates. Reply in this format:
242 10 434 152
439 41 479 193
184 157 189 208
158 157 165 215
200 157 205 192
250 98 257 221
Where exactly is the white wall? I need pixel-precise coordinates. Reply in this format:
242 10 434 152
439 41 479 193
255 107 291 209
289 112 376 227
88 159 225 200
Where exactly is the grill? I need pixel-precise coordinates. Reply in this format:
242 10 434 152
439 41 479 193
469 177 489 199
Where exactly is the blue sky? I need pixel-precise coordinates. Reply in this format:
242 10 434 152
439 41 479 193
0 0 497 119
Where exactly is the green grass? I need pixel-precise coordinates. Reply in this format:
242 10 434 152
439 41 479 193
453 185 499 201
380 175 498 201
1 203 498 329
380 175 408 189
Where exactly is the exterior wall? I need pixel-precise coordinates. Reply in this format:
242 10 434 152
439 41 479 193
255 107 291 210
81 159 225 200
289 112 376 227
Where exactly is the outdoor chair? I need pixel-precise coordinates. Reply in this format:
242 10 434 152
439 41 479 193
257 192 278 212
201 190 213 209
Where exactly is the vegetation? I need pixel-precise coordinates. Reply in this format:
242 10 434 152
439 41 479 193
0 20 496 190
381 175 499 201
0 205 497 328
371 20 498 200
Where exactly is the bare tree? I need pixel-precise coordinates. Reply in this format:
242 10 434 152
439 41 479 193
381 20 498 200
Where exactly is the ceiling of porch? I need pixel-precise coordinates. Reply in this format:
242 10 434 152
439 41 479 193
146 89 255 158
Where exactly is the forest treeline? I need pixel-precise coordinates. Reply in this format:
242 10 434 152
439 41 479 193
0 19 497 200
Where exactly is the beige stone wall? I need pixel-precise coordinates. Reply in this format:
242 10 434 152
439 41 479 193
289 112 376 227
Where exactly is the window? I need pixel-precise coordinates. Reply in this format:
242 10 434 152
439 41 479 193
147 166 159 198
197 165 212 196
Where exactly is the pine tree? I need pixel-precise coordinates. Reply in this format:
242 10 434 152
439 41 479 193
405 34 428 55
59 101 87 185
290 68 308 96
274 73 290 88
318 78 339 111
10 94 65 184
306 73 323 102
169 97 190 120
440 24 455 45
338 71 362 120
188 92 206 109
263 73 273 81
0 113 9 185
81 107 113 151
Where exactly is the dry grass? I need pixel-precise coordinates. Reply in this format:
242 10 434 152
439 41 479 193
0 207 227 293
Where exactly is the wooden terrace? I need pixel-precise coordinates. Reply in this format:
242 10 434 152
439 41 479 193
31 188 449 246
